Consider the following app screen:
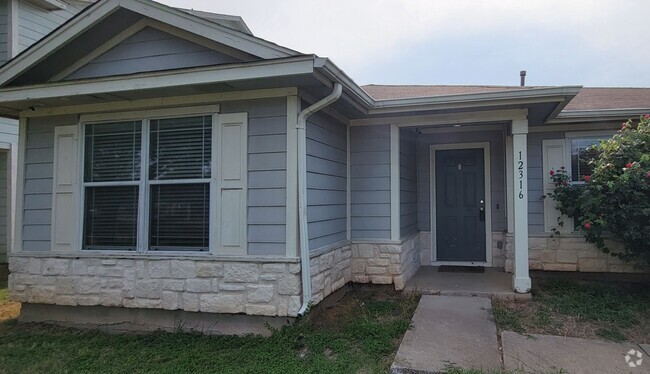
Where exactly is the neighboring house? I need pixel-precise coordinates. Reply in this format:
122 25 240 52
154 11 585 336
0 0 648 326
0 0 91 276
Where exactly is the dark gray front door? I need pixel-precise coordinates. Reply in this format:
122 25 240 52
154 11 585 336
435 148 486 262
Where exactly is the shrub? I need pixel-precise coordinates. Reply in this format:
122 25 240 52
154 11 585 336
546 115 650 267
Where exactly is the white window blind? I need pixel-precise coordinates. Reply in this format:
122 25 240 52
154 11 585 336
570 137 600 182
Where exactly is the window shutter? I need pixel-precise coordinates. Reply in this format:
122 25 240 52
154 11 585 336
542 139 573 233
215 113 248 255
51 125 80 251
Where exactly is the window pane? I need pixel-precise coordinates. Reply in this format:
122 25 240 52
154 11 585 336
571 138 600 181
149 183 209 251
150 116 212 180
84 186 138 250
85 121 141 182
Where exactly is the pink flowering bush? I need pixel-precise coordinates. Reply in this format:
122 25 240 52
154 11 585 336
546 115 650 267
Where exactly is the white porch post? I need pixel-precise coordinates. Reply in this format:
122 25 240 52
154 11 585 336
511 119 531 293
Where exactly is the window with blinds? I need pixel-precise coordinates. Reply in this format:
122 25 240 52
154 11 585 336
149 116 211 251
570 137 601 182
82 115 213 252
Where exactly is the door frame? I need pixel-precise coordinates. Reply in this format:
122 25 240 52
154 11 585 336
429 142 492 266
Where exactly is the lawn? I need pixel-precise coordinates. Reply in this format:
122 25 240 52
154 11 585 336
0 284 419 374
492 280 650 343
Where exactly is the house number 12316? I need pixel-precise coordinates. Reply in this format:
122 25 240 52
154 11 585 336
518 151 524 199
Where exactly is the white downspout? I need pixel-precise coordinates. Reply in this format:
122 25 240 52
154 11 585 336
297 83 343 315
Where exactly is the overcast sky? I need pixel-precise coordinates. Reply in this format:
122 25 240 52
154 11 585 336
159 0 649 87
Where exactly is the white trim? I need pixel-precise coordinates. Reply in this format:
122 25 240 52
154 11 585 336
429 142 492 266
390 124 400 241
351 109 528 127
21 88 297 118
419 124 506 134
511 119 531 293
564 130 616 184
79 105 221 123
346 123 351 241
1 57 314 104
7 0 19 59
12 118 26 252
550 109 650 124
9 252 299 263
24 0 67 10
529 123 621 133
285 95 299 257
505 135 514 233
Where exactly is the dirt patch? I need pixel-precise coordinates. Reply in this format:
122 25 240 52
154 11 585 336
0 302 20 321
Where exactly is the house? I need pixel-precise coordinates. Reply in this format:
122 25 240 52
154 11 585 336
0 0 92 279
1 0 648 330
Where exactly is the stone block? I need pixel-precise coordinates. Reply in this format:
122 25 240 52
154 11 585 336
528 260 542 270
101 259 116 266
161 279 185 291
196 261 223 278
528 250 542 261
370 275 392 284
357 244 375 258
96 266 124 278
162 291 180 310
76 278 101 294
171 260 196 278
223 263 259 283
260 274 279 281
288 296 301 317
388 264 401 275
541 250 556 263
117 259 135 268
380 244 401 254
247 285 274 303
577 258 608 272
71 260 88 275
245 304 277 316
134 280 160 299
367 258 389 267
9 257 29 273
555 249 578 264
366 266 387 275
353 275 369 283
288 263 301 274
148 261 172 278
42 258 70 275
393 275 405 290
55 277 76 295
77 296 101 306
100 290 123 307
262 263 286 273
55 295 78 306
200 294 245 314
220 283 246 291
185 279 212 293
182 293 200 312
543 263 577 271
124 298 162 309
319 252 335 269
278 274 300 295
331 277 345 292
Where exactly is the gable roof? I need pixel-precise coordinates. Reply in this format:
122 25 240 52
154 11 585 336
0 0 299 86
362 84 650 113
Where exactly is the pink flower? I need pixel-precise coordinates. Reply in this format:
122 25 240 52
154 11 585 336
622 122 628 129
584 222 591 230
646 171 650 179
644 114 650 120
583 175 591 182
549 170 555 176
626 162 633 168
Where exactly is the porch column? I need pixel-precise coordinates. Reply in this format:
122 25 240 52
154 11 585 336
511 119 531 293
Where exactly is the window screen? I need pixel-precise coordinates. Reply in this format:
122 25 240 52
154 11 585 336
570 138 601 182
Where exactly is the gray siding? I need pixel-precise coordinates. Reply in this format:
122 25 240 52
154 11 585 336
350 125 391 239
22 115 74 251
0 0 7 64
305 108 347 250
21 99 288 256
417 129 507 232
221 98 287 256
400 128 418 237
527 131 569 234
66 27 241 80
17 0 85 54
0 151 6 263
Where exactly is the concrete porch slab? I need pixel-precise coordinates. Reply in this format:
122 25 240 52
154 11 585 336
641 344 650 356
404 266 529 300
502 331 647 374
391 295 502 373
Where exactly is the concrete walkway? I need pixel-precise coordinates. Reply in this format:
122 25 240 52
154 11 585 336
391 295 502 373
502 332 649 374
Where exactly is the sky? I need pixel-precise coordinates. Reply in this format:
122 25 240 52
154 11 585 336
158 0 650 87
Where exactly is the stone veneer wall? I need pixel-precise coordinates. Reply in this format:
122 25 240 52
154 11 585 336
309 244 352 305
505 235 642 273
8 257 303 317
350 233 420 290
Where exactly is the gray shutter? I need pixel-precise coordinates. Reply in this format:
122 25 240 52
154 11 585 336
51 125 80 251
542 139 573 233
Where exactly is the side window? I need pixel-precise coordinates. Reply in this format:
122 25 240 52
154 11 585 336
569 137 601 182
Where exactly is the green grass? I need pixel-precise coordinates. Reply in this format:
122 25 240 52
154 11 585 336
0 286 419 374
0 281 8 303
492 280 650 343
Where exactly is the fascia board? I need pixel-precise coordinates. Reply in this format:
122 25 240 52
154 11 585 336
549 108 650 124
0 57 316 103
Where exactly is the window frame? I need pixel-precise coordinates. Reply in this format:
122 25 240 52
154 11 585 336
79 105 220 255
564 130 615 185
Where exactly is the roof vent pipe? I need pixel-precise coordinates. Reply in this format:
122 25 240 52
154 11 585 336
520 70 526 86
296 83 343 316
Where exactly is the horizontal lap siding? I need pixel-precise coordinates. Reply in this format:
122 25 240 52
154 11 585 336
400 128 417 237
0 1 7 64
527 131 564 234
305 108 347 250
417 129 507 232
23 115 76 251
350 125 391 239
17 1 84 54
222 98 287 256
66 27 241 80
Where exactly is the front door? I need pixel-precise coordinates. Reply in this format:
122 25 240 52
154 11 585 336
435 148 486 262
